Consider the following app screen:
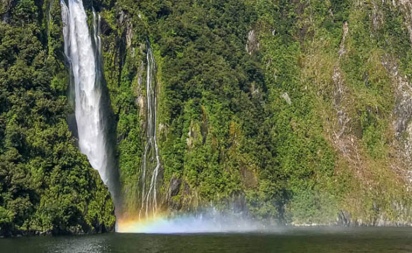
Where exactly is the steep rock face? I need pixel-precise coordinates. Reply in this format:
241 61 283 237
290 0 412 225
90 0 412 225
5 0 412 232
391 0 412 179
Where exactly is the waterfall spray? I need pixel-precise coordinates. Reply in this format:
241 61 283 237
60 0 121 213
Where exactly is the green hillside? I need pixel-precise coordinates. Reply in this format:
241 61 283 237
2 0 412 235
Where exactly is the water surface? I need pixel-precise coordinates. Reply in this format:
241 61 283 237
2 227 412 253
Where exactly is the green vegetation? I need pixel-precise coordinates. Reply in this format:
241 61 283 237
0 0 114 236
2 0 412 236
107 0 412 224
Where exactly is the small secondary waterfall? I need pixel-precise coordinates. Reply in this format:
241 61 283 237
140 45 161 218
61 0 121 210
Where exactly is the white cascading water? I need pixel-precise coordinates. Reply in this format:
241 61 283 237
140 46 161 218
61 0 120 202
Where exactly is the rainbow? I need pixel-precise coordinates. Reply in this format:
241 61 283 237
116 215 167 233
116 212 265 234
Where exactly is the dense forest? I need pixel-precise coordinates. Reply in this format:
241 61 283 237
2 0 412 236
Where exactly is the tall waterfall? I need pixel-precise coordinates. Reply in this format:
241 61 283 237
61 0 121 211
140 45 161 218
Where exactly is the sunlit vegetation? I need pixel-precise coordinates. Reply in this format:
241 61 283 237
2 0 412 236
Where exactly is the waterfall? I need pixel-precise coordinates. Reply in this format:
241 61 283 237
140 45 161 218
60 0 121 211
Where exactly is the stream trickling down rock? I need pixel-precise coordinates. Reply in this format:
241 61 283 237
140 45 161 219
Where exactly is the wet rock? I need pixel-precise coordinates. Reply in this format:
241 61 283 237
169 177 181 197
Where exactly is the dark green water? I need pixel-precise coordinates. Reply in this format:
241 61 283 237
1 227 412 253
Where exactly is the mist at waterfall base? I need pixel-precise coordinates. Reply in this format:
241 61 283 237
60 0 260 234
60 0 264 234
116 209 268 234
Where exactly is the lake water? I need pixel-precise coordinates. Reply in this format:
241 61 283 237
1 227 412 253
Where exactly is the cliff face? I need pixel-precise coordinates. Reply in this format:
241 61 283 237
2 0 412 234
103 0 412 225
